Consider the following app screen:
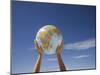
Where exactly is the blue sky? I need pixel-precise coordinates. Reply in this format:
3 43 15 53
11 1 96 74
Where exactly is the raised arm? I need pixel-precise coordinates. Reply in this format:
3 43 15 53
34 41 43 73
56 40 66 71
34 54 42 73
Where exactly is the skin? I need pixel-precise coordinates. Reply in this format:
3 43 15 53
56 40 66 71
34 40 66 73
33 41 43 73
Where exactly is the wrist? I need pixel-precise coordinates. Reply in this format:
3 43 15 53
57 53 61 58
39 53 43 57
57 52 61 55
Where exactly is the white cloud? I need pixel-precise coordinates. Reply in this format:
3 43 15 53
64 38 95 50
73 55 91 59
47 58 57 61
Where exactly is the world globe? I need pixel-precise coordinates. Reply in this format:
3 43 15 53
35 25 63 55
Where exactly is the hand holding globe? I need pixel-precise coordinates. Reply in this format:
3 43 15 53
35 41 43 56
56 40 64 55
34 25 66 73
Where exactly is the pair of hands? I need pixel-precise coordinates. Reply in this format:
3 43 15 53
35 40 64 56
34 40 66 72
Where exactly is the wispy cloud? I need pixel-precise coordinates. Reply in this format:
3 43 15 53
73 55 91 59
47 58 57 61
64 38 95 50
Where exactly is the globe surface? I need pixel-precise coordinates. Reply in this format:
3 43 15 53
35 25 63 54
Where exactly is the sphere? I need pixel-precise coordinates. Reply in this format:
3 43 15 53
35 25 63 55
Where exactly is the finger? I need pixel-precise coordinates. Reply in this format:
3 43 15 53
36 41 41 50
36 43 42 53
35 41 39 48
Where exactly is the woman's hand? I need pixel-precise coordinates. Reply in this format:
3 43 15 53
34 41 43 73
56 40 64 55
56 40 66 71
35 41 43 56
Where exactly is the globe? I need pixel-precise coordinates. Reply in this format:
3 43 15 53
35 25 63 55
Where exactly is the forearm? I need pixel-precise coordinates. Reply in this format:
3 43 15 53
34 55 42 73
57 53 66 71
